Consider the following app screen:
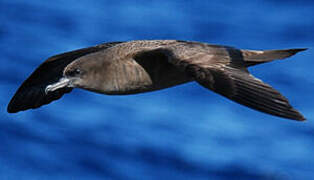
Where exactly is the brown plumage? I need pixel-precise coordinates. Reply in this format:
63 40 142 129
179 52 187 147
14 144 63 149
7 40 306 121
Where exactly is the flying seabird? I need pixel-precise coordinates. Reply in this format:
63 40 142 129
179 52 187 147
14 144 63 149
7 40 306 120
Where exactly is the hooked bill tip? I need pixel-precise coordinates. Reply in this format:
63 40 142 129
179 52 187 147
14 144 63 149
45 78 71 94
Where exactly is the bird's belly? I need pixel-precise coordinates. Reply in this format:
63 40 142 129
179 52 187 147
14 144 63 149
105 71 193 95
104 60 194 95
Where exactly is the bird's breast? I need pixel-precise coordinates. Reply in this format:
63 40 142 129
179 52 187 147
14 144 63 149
98 57 193 95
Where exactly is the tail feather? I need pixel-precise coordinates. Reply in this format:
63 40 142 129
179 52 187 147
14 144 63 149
242 48 307 67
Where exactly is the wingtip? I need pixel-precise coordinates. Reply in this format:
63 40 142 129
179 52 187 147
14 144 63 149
6 106 15 113
7 98 18 113
295 115 306 121
7 109 19 114
295 114 306 122
288 108 306 121
7 97 23 113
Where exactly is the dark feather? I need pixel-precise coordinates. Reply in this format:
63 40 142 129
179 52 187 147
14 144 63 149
242 48 307 67
188 65 305 121
158 41 305 120
7 42 122 113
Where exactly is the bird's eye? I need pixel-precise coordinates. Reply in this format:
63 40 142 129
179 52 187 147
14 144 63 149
66 68 81 77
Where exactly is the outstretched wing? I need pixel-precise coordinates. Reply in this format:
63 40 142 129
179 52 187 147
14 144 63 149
187 64 305 120
155 41 305 120
7 42 123 113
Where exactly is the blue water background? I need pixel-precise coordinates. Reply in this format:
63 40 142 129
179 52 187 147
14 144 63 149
1 0 314 179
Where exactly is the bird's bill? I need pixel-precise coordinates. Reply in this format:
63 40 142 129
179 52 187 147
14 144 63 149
45 77 71 94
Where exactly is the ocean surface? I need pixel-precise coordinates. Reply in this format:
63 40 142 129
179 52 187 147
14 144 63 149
1 0 314 179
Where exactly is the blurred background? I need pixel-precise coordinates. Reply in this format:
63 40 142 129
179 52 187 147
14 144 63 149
1 0 314 179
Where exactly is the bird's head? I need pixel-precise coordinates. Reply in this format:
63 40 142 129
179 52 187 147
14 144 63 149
45 59 101 94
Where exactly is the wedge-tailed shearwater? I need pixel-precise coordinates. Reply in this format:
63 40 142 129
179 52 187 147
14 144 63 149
7 40 306 120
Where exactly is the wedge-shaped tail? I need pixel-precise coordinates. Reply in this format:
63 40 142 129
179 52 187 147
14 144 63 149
242 48 307 67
